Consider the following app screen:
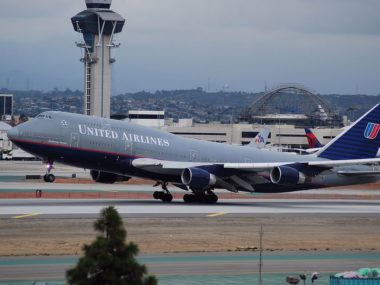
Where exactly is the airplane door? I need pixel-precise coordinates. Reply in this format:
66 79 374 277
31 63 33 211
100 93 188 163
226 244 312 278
190 150 199 161
70 133 79 148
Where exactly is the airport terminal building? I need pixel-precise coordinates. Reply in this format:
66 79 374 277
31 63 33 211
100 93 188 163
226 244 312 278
127 110 343 148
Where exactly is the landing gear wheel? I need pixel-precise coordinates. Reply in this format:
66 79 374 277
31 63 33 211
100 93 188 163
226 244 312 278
153 191 173 203
162 193 173 203
43 173 55 183
183 193 218 204
153 191 162 200
43 160 55 183
183 194 194 203
205 194 218 204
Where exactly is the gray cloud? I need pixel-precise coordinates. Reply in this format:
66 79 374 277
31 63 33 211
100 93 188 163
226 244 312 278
0 0 379 94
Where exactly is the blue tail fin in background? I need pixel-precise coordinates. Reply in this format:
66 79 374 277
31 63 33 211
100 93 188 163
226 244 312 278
318 104 380 160
304 128 323 148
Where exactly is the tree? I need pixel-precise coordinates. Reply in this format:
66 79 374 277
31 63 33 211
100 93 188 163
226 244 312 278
66 206 157 285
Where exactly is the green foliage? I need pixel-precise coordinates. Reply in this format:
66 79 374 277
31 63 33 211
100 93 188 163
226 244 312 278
66 206 157 285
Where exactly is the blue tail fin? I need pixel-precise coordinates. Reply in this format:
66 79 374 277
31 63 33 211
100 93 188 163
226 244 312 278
318 104 380 160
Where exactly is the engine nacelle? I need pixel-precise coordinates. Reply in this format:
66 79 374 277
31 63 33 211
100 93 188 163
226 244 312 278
270 166 306 185
181 167 217 188
90 170 130 184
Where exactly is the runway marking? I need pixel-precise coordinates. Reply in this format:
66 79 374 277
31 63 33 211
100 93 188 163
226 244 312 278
207 212 227 217
12 213 41 219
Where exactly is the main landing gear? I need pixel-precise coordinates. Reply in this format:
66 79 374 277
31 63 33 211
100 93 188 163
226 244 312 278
153 181 173 202
43 161 55 183
183 189 218 204
152 183 219 204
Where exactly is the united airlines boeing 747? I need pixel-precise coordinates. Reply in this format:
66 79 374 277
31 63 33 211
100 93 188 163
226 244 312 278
7 104 380 203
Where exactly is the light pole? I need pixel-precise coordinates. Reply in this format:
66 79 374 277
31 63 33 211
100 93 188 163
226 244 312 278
258 225 264 285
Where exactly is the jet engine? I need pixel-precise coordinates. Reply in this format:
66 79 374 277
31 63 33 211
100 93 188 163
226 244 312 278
181 167 217 188
90 170 130 184
270 166 306 185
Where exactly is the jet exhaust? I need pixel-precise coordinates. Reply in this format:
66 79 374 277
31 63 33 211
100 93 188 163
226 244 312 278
181 167 217 188
270 166 306 185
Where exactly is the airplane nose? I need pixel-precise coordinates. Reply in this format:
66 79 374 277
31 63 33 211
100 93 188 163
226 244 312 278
7 127 19 141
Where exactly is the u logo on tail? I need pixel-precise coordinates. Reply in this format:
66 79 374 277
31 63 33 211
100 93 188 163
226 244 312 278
364 122 380 140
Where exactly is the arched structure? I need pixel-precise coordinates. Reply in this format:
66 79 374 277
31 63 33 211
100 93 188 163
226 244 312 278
241 84 338 125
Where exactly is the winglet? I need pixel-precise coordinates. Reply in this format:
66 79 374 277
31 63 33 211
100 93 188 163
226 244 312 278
317 104 380 160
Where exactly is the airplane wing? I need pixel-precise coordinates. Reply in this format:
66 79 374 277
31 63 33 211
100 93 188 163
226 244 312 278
132 158 263 193
131 156 380 194
132 157 380 172
224 157 380 170
132 158 215 170
307 158 380 168
337 170 380 176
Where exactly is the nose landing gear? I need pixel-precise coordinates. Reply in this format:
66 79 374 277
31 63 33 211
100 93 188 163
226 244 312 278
43 161 55 183
153 181 173 202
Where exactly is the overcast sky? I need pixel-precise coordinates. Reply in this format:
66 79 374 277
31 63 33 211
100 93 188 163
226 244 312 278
0 0 379 94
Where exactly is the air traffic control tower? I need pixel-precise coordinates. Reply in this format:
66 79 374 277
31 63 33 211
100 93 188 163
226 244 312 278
71 0 125 118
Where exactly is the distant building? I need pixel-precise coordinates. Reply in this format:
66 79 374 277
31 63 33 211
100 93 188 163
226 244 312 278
164 122 343 148
127 110 165 128
0 94 13 118
0 121 12 155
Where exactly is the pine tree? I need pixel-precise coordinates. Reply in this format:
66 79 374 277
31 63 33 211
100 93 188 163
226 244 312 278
66 206 157 285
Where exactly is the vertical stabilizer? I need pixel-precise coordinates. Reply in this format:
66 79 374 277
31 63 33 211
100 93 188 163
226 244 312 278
247 126 271 149
318 104 380 160
304 128 323 148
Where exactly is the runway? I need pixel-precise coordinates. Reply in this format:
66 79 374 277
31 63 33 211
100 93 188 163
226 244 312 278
1 198 380 218
1 161 380 285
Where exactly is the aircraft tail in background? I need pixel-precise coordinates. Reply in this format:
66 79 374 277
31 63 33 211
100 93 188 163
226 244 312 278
247 126 271 149
304 128 323 148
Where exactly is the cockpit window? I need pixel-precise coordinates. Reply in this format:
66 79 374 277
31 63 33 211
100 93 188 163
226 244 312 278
36 114 52 119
